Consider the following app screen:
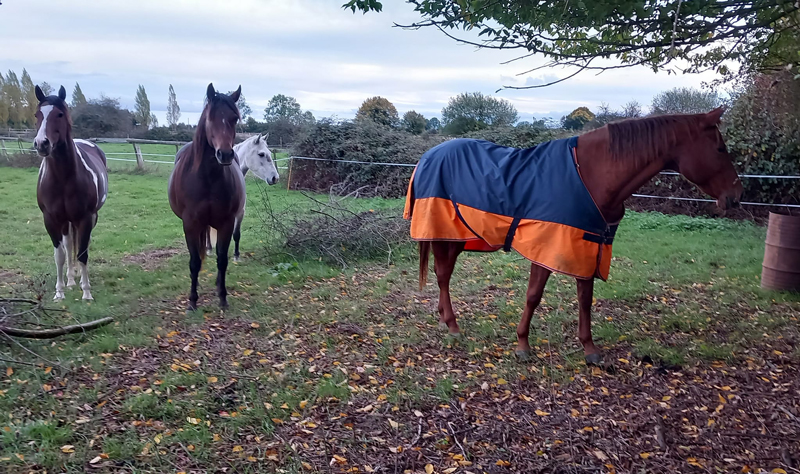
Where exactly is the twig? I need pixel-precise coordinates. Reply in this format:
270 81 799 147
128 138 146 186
0 316 114 339
447 421 468 459
778 404 800 426
719 431 800 442
1 331 62 368
411 417 423 446
655 417 668 450
0 356 42 367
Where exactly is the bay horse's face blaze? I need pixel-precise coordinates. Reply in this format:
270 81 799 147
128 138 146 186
33 85 69 157
674 107 744 210
205 83 241 166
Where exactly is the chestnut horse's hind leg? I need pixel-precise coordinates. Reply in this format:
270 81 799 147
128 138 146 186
214 223 234 309
431 241 464 335
576 277 602 365
515 264 551 360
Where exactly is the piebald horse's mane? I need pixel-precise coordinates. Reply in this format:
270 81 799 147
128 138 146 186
606 114 712 167
190 92 241 168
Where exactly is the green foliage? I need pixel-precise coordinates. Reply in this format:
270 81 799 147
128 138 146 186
166 84 181 128
0 72 8 127
402 110 427 134
561 106 595 130
723 71 800 204
291 118 445 197
38 82 54 96
464 122 564 149
2 70 25 127
441 92 517 134
651 87 722 115
71 82 87 108
345 0 797 81
426 117 441 132
134 85 153 129
356 96 399 127
264 94 302 123
20 69 37 128
72 95 135 138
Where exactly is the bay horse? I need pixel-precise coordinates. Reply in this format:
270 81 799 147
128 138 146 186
205 133 279 262
33 85 108 301
405 108 743 365
168 84 244 311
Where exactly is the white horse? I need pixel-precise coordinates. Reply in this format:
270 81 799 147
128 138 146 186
207 133 279 261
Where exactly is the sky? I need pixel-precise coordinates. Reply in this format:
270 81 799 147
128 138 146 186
0 0 722 126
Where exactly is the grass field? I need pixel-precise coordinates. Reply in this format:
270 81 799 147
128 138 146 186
0 165 799 473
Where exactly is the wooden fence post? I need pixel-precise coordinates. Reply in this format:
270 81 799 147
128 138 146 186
0 140 7 160
133 143 145 169
286 156 294 192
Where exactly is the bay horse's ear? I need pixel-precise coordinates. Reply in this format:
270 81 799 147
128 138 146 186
705 106 725 125
230 86 241 103
58 86 67 101
206 83 216 103
35 85 46 103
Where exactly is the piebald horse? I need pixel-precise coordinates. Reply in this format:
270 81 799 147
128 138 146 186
33 85 108 301
169 84 244 311
408 108 744 365
205 133 280 261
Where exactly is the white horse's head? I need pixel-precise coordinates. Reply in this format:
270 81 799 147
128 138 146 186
236 133 279 185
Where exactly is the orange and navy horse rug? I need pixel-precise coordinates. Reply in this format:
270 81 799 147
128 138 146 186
404 137 618 280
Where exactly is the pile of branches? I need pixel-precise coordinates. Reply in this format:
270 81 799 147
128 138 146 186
256 184 411 268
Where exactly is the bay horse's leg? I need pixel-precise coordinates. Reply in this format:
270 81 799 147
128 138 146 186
515 264 551 360
184 221 204 311
75 215 95 300
65 223 77 288
232 215 242 263
576 277 602 365
431 241 464 335
214 223 234 309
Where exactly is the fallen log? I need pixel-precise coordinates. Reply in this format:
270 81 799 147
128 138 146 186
0 317 114 339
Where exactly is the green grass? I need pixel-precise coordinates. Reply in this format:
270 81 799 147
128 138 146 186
0 165 798 472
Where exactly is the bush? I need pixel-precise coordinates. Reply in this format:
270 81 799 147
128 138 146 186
290 119 445 198
465 122 566 149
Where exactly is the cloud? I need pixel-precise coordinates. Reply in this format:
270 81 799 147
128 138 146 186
1 0 719 126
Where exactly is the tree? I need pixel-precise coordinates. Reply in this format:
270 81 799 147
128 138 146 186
300 111 316 126
621 100 643 119
426 117 441 132
134 85 153 129
0 72 8 127
20 69 37 127
561 107 595 130
167 84 181 128
356 96 399 127
402 110 427 134
440 92 518 134
72 95 135 138
3 70 24 127
651 87 722 115
39 82 54 96
71 83 87 108
345 0 799 85
264 94 302 123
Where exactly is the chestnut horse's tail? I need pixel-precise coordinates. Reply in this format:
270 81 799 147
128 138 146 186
419 241 430 291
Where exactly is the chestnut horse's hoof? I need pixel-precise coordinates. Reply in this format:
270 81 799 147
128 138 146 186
446 332 462 340
584 352 603 366
515 350 532 362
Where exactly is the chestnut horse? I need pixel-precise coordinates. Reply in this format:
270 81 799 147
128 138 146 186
410 108 743 365
33 85 108 301
168 84 244 311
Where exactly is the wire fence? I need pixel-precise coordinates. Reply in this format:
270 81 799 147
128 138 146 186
3 143 799 209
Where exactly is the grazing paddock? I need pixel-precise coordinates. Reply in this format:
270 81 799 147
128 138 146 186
0 166 799 473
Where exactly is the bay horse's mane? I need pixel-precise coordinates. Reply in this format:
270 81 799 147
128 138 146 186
606 114 707 166
190 92 241 168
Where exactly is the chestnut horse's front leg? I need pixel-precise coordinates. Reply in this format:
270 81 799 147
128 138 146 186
576 277 602 365
431 241 464 335
515 264 551 360
214 221 234 310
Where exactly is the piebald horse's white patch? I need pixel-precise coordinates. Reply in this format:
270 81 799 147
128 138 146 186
74 144 102 204
34 105 54 148
74 140 107 204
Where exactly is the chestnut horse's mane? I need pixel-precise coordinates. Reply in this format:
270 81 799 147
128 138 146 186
190 93 240 168
606 114 708 166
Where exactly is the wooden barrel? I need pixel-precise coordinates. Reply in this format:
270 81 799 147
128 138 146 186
761 211 800 292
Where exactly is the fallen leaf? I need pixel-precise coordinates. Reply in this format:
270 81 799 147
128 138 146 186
535 409 550 416
771 470 787 474
207 376 218 383
250 322 260 328
243 349 253 356
332 454 347 464
232 446 244 453
299 400 308 409
639 452 650 459
5 368 11 377
302 462 313 470
414 410 423 417
496 460 511 467
389 419 400 429
44 367 52 374
442 468 457 474
61 445 75 453
89 456 102 464
425 464 434 474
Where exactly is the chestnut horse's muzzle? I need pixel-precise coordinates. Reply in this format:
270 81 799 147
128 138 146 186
34 138 51 157
215 149 236 166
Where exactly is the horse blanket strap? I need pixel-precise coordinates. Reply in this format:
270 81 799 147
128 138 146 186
404 137 616 280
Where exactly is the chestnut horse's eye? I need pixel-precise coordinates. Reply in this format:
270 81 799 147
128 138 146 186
58 113 64 118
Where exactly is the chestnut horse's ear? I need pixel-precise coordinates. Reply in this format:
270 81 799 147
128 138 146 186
58 85 67 101
706 106 725 125
206 83 216 103
35 85 46 103
229 86 241 103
